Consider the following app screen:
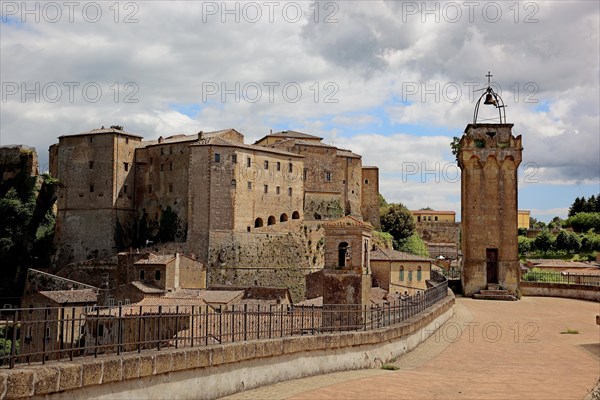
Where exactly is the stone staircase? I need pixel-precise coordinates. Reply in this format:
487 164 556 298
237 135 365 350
473 284 518 301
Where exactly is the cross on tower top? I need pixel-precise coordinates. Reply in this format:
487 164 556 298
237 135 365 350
486 71 493 86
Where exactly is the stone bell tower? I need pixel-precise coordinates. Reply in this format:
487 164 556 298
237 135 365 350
458 73 523 297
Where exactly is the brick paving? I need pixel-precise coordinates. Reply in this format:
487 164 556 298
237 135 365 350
221 296 600 400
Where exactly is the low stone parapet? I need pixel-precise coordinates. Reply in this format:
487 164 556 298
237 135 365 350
0 291 454 400
521 282 600 302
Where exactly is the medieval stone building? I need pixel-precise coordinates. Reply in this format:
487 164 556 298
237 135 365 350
49 128 380 270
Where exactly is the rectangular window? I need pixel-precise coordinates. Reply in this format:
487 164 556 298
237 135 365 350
124 162 129 171
276 162 281 171
169 162 173 171
232 154 237 163
247 182 252 190
169 147 173 154
125 138 129 144
155 270 161 281
325 172 332 182
288 187 292 196
434 216 438 221
89 184 94 193
303 169 307 181
89 137 93 143
247 157 251 167
364 179 369 184
123 184 128 194
89 161 94 169
264 184 268 194
148 185 153 194
168 183 173 193
264 160 269 169
231 179 236 187
160 164 164 172
140 270 145 280
276 186 280 195
288 163 293 173
215 153 221 163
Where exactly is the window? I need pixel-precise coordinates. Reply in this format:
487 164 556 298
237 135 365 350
46 326 51 339
155 270 161 281
169 162 173 171
160 148 164 156
89 184 94 193
434 216 438 221
399 266 404 281
417 266 422 281
89 137 93 143
150 157 153 164
280 214 288 222
123 184 128 194
288 187 292 196
140 270 145 280
365 179 369 184
231 179 236 187
276 162 281 171
148 185 153 194
232 154 237 163
247 182 252 190
303 169 307 181
288 163 293 173
408 270 413 281
342 179 346 184
428 216 431 221
124 162 129 171
255 218 263 228
338 242 349 268
264 184 268 194
169 147 173 154
215 153 221 163
325 172 332 182
160 164 164 172
417 216 421 222
125 138 129 144
247 157 251 167
268 216 276 225
276 186 280 195
264 160 269 169
89 161 94 169
168 183 173 193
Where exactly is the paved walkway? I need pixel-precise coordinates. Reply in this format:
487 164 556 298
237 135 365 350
221 296 600 400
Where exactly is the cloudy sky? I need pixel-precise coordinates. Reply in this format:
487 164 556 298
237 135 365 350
1 1 598 221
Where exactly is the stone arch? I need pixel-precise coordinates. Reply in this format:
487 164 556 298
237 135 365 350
292 211 300 219
254 218 263 228
280 213 288 222
268 216 276 225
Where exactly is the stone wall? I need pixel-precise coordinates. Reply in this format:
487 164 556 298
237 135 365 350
415 222 460 244
520 282 600 302
22 269 98 298
0 145 38 182
0 292 454 400
360 167 380 229
54 257 118 290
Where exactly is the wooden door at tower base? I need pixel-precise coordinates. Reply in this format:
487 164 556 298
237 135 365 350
486 248 498 284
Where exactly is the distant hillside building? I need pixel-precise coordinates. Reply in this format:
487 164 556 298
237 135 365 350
518 210 530 229
411 210 456 223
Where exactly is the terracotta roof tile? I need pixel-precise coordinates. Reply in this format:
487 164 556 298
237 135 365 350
370 248 433 262
39 289 97 304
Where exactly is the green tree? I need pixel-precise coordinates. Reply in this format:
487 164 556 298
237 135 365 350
563 212 600 233
399 233 429 257
380 203 416 249
158 206 180 242
568 197 585 217
529 217 546 230
450 136 461 162
518 235 533 255
533 230 554 254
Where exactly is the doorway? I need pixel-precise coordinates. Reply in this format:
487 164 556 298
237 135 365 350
486 248 498 284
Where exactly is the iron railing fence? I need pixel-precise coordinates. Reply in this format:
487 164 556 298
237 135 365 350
0 280 448 369
521 271 600 286
437 267 461 280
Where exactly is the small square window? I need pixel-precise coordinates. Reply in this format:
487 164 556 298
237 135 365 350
247 182 252 190
215 153 221 163
364 179 369 184
264 160 269 169
89 161 94 169
264 184 268 194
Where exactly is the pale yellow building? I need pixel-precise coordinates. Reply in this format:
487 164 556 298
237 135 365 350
518 210 530 229
370 248 432 296
411 210 456 223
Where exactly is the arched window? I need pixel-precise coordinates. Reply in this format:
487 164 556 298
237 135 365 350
268 216 276 225
292 211 300 219
399 266 404 281
254 218 263 228
338 242 349 268
417 266 422 281
408 270 413 281
280 213 288 222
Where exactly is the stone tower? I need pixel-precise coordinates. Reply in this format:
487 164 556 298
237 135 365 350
458 77 523 297
321 216 372 329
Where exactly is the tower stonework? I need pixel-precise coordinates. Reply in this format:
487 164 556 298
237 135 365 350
458 123 522 296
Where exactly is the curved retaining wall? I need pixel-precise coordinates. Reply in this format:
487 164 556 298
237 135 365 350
0 292 454 400
521 282 600 302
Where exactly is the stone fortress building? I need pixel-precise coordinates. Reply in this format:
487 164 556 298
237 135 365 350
49 128 380 276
